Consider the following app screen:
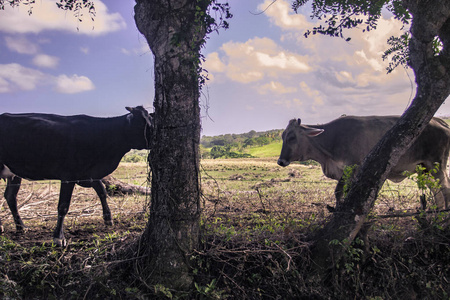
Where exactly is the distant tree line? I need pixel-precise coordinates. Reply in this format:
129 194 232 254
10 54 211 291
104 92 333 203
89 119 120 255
121 129 283 161
200 129 283 159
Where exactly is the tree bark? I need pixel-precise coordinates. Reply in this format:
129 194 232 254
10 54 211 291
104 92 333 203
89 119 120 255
133 0 205 290
312 0 450 272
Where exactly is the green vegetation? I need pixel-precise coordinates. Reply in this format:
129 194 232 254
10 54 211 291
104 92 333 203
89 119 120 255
121 149 148 163
200 129 283 159
246 141 283 157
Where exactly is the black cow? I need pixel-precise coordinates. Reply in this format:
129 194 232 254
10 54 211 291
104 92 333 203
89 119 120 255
0 106 152 246
278 116 450 209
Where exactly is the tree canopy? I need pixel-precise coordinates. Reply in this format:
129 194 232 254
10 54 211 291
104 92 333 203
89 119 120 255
293 0 444 73
293 0 410 40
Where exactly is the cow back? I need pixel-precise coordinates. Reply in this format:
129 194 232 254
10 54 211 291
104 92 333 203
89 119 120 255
0 113 133 181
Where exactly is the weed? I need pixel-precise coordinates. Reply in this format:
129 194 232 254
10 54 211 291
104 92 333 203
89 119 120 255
194 279 227 299
342 164 358 198
403 163 441 208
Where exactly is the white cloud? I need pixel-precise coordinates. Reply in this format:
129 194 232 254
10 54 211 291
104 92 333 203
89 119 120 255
206 37 311 83
259 81 297 95
259 0 311 30
335 71 355 85
121 44 150 56
256 51 310 72
0 0 126 36
5 36 39 54
54 74 95 94
121 48 131 55
0 64 95 94
204 52 225 73
299 81 324 106
32 54 60 69
0 63 47 92
80 47 90 54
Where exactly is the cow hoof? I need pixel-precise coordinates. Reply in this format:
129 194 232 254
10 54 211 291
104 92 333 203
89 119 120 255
326 205 336 212
16 226 29 234
53 238 67 247
0 225 3 234
104 219 114 226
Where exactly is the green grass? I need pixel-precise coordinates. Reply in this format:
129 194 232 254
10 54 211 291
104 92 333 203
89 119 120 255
244 141 283 157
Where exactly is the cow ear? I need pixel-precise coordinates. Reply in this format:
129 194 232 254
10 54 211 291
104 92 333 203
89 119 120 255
297 118 301 126
306 128 324 137
126 107 133 113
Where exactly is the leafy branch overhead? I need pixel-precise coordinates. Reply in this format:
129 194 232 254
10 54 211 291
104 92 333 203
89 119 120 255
292 0 444 73
55 0 96 22
293 0 410 40
198 1 233 87
0 0 95 20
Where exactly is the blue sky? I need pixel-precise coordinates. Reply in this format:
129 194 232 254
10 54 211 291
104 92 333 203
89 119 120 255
1 0 449 136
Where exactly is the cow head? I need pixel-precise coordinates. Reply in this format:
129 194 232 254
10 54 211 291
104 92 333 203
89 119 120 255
277 118 324 167
126 106 153 149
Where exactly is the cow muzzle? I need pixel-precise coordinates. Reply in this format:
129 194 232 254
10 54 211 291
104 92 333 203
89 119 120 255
277 158 290 167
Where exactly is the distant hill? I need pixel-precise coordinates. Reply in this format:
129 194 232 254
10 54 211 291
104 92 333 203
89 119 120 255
200 129 283 159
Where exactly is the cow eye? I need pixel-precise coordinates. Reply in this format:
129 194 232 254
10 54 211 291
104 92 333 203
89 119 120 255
287 135 296 143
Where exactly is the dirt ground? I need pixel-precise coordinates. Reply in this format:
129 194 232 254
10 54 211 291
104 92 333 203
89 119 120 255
0 159 448 299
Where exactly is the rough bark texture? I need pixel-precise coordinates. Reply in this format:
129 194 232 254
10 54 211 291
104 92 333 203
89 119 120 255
134 0 205 290
312 0 450 272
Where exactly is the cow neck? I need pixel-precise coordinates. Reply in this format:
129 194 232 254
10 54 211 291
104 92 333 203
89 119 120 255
306 132 345 180
306 126 334 160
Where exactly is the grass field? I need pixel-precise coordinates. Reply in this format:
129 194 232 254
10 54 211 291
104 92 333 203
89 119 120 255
0 158 448 299
243 141 283 157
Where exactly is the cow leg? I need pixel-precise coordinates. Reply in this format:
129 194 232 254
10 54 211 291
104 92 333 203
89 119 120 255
53 182 75 247
77 180 113 226
334 177 345 206
3 177 27 233
92 181 113 226
433 168 450 210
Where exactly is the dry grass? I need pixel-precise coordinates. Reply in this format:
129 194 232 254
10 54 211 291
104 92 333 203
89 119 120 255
0 158 448 299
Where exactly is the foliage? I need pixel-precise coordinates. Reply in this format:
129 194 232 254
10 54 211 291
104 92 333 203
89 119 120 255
201 129 283 158
291 0 444 73
403 163 441 207
382 33 443 73
293 0 410 40
208 145 254 159
194 0 233 88
382 32 411 73
342 164 358 198
0 0 95 20
121 149 148 163
201 129 282 148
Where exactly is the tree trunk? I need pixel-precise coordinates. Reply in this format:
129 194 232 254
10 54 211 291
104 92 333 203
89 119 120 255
312 0 450 272
133 0 205 290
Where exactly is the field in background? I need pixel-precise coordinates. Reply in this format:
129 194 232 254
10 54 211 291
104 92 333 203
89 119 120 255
244 141 282 157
